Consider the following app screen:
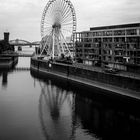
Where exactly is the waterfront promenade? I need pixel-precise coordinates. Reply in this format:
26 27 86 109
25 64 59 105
73 63 140 80
31 57 140 101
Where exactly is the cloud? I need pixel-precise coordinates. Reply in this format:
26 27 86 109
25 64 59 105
73 0 140 31
0 0 43 41
0 0 140 41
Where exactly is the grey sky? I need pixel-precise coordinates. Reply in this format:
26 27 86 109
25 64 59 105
0 0 140 41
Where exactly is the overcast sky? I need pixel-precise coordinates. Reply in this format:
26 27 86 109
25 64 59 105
0 0 140 41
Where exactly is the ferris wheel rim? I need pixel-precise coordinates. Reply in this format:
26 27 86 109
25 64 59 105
40 0 76 39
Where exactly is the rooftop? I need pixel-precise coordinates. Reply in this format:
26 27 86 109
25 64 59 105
90 23 140 31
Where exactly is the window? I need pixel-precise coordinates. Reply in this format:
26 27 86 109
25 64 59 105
126 29 137 35
114 30 125 36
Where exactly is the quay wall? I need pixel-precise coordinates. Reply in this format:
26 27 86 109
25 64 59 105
0 55 18 69
31 57 140 93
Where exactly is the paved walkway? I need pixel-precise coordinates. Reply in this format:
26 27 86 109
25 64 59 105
72 63 140 80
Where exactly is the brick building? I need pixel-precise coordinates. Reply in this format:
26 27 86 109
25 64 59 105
0 32 14 54
75 23 140 73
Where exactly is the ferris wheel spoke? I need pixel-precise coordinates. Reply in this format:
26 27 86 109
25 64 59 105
60 0 67 20
61 0 70 19
61 5 71 21
61 15 72 24
51 1 61 18
62 24 73 29
44 20 53 26
44 27 52 33
44 4 53 19
62 28 72 33
49 8 56 18
64 30 72 36
44 31 52 36
44 25 52 30
54 13 61 23
60 0 67 15
49 1 57 15
58 0 63 10
62 1 72 17
44 19 53 25
61 10 72 23
44 25 52 29
44 22 52 26
61 19 72 26
62 5 71 18
62 29 71 36
61 21 73 28
62 28 73 34
44 27 52 32
62 27 73 32
61 22 73 26
59 0 63 14
44 30 52 35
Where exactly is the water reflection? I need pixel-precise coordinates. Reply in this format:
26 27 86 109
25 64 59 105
1 56 140 140
31 71 140 140
2 71 8 87
38 80 76 140
0 71 9 89
75 94 140 140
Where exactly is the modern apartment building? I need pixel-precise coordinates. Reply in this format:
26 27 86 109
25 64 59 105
75 23 140 73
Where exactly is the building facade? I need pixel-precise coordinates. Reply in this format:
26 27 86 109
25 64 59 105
75 23 140 73
0 32 14 54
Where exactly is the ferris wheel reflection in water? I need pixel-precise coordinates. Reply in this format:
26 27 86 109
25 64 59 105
38 80 78 140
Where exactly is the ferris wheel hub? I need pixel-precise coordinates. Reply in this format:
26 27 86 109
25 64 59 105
52 23 61 29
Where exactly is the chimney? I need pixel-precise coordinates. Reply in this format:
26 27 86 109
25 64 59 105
4 32 9 43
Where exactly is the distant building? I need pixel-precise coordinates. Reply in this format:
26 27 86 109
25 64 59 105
0 32 14 54
75 23 140 73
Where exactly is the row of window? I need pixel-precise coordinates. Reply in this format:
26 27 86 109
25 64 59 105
76 53 140 64
102 56 140 64
75 37 140 44
76 29 139 37
76 50 140 58
76 44 140 50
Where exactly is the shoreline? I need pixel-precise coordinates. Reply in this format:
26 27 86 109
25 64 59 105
30 57 140 100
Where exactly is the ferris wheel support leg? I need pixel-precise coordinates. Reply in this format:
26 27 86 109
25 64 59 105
39 32 52 57
39 44 44 56
55 34 61 57
52 30 55 59
60 31 73 58
60 35 65 54
55 32 63 57
39 43 47 57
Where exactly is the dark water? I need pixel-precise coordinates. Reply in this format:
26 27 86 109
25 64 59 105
0 57 140 140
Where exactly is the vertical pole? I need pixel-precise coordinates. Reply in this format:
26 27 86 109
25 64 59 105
52 29 55 59
60 35 64 54
60 31 72 58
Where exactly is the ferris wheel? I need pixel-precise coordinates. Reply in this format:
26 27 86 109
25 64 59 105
40 0 76 58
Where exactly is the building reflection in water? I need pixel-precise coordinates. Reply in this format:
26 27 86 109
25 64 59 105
2 72 8 87
0 71 8 88
31 71 140 140
75 93 140 140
